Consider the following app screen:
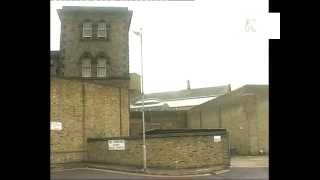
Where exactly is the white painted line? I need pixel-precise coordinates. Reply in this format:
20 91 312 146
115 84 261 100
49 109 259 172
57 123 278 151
84 167 212 177
230 166 268 168
214 169 230 175
51 167 88 173
196 168 209 171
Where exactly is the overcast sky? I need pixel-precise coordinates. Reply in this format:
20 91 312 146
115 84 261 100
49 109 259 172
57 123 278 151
51 0 279 93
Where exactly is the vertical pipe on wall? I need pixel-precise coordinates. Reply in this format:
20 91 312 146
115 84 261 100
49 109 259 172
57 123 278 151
119 88 122 137
254 95 260 153
150 111 152 129
228 131 231 159
218 105 222 128
184 111 187 128
186 111 189 128
199 110 202 128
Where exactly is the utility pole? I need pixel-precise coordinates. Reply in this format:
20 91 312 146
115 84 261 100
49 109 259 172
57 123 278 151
133 28 147 172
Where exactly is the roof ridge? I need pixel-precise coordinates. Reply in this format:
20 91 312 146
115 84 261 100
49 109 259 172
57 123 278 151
163 95 218 101
145 85 229 96
61 6 129 11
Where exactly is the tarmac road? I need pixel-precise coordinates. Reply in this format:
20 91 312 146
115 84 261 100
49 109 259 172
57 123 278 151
51 167 268 180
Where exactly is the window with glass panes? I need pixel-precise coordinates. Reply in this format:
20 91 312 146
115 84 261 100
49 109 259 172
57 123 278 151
97 23 107 38
82 23 92 37
81 59 91 77
97 59 107 77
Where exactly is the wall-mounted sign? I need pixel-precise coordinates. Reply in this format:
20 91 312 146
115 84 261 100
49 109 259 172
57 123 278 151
51 121 62 131
108 140 125 150
213 136 221 143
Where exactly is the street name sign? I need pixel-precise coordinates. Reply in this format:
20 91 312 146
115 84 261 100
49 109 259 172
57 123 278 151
213 136 221 143
108 140 125 150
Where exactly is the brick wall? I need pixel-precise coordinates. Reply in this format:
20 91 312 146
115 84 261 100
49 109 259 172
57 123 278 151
151 111 187 129
257 99 269 154
87 132 230 169
51 77 129 165
129 111 187 136
129 118 142 137
187 85 268 155
51 78 85 164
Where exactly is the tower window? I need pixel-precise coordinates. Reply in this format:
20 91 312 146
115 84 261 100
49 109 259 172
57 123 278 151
81 59 91 77
97 59 107 77
82 23 92 37
97 23 107 38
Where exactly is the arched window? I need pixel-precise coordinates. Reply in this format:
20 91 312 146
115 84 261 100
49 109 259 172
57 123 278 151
96 52 110 78
97 58 107 77
80 52 93 78
81 58 91 77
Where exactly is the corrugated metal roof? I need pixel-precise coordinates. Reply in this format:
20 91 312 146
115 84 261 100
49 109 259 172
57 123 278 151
165 97 216 107
130 98 216 111
141 85 229 101
131 85 229 111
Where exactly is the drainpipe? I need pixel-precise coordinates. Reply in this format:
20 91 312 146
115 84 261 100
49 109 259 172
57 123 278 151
228 131 231 163
199 110 202 128
218 104 222 128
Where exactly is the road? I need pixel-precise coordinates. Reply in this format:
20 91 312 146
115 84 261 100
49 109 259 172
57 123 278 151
51 167 268 179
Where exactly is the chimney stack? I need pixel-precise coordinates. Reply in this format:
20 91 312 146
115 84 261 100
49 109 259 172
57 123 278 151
187 80 191 90
228 84 231 93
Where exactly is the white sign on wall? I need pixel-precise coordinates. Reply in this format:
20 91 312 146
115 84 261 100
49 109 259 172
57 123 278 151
51 121 62 131
213 136 221 143
108 140 125 150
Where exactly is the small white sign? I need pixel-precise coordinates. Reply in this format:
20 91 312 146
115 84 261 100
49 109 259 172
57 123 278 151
108 140 125 150
213 136 221 143
51 121 62 131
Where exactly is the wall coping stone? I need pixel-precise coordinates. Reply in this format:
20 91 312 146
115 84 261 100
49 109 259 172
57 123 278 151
87 129 227 142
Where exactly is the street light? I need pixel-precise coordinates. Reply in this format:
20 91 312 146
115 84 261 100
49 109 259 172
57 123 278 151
133 28 147 172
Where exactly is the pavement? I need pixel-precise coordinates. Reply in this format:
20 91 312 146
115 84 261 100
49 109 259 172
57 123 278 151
231 155 268 167
84 162 227 176
51 167 268 179
51 156 269 179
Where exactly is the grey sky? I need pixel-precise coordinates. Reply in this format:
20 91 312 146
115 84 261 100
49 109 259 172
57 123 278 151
51 0 279 93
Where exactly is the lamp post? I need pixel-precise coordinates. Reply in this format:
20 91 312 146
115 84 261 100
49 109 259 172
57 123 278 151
133 28 147 172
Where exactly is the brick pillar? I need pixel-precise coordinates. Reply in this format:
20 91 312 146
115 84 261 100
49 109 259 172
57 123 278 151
120 88 129 136
242 93 259 155
81 82 88 162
